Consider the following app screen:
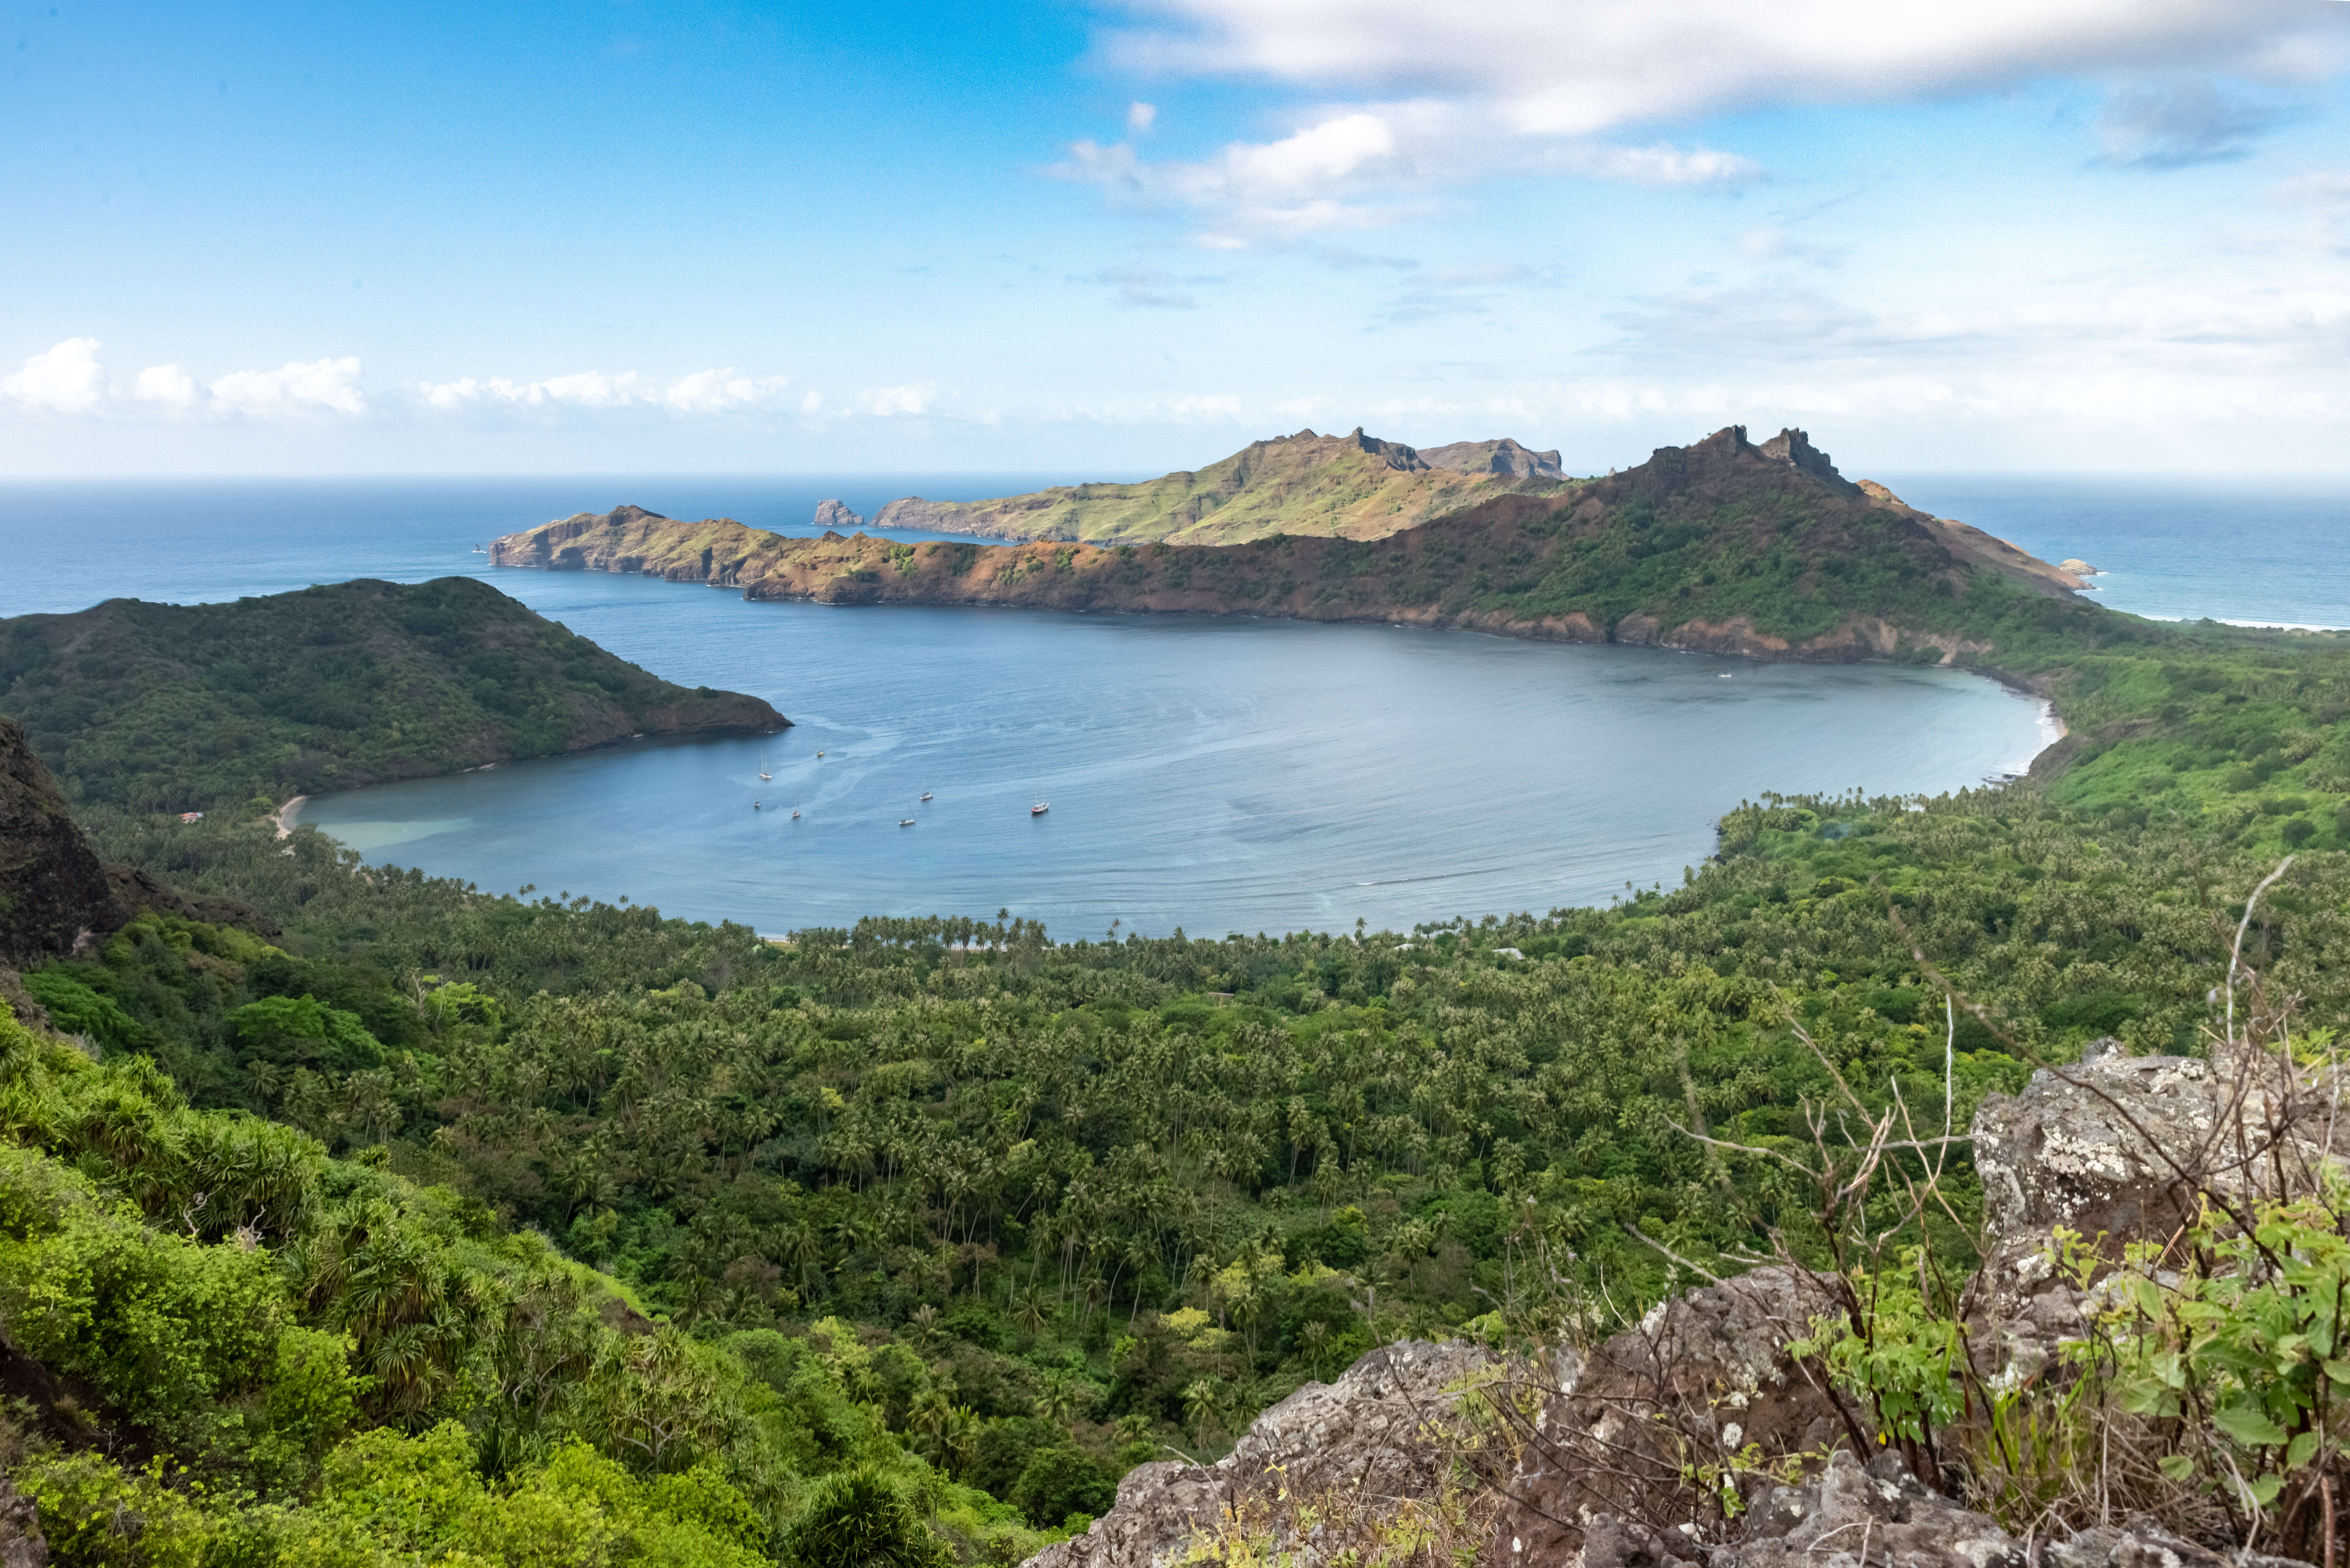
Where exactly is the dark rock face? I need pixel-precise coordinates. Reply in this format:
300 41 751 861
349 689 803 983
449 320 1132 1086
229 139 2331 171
0 715 127 966
813 499 866 532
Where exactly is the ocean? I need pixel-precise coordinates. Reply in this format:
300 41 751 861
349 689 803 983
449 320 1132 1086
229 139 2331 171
2 473 2335 937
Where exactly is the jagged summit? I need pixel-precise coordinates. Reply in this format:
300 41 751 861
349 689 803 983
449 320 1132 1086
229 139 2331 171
867 426 1564 545
1421 436 1566 480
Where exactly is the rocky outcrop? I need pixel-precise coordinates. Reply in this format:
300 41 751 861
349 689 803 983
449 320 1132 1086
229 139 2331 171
0 714 128 966
1025 1053 2336 1568
1965 1045 2346 1377
1495 1265 1854 1567
814 499 865 532
1576 1450 2024 1568
1031 1341 1485 1568
1421 438 1566 481
1577 1449 2317 1568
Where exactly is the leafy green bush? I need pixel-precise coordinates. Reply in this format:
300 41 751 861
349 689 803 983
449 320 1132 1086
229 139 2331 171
780 1463 948 1568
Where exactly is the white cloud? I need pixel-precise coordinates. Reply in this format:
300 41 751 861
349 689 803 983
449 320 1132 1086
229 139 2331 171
1 340 368 420
413 367 793 417
2097 78 2296 168
133 363 199 408
860 385 934 416
1128 100 1158 132
662 369 793 413
1066 0 2342 240
1169 393 1243 417
1057 100 1754 243
1101 0 2346 134
2 338 108 414
208 357 368 417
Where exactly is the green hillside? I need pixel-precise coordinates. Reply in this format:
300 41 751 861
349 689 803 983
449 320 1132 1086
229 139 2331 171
867 426 1566 544
0 576 787 813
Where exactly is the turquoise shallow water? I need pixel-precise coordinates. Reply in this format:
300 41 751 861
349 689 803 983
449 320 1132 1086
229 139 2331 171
0 476 2081 936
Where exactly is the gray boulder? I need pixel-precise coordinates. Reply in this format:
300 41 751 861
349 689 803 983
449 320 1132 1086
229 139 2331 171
1026 1340 1485 1568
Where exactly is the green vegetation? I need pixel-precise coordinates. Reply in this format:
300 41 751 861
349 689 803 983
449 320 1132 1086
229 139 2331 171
11 748 2349 1559
0 576 783 814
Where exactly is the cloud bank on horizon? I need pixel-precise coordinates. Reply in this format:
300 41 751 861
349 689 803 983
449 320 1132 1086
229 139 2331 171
1 0 2345 475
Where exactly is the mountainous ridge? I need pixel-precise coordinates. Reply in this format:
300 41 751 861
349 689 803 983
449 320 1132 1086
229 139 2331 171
865 425 1567 544
490 424 2090 669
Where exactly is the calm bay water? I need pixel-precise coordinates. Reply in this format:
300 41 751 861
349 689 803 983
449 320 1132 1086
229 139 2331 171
11 472 2328 936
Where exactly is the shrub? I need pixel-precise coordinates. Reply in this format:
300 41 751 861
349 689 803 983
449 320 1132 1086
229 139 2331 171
781 1462 948 1568
1009 1446 1116 1527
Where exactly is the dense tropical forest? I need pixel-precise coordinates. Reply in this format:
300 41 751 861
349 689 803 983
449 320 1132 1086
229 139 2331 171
0 576 783 815
9 743 2347 1563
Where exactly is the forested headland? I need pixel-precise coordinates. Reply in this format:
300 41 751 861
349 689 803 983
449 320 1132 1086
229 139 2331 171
0 576 786 815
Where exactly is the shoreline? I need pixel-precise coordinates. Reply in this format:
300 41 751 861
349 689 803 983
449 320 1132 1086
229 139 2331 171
273 795 308 839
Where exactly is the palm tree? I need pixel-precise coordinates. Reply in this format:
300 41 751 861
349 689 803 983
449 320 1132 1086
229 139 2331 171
1181 1379 1223 1451
1301 1319 1332 1379
1034 1369 1088 1425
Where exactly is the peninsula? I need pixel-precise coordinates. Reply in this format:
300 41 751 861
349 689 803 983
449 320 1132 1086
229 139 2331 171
493 425 2082 663
0 575 787 813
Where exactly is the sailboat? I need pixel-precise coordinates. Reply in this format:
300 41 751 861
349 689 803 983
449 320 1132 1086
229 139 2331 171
759 751 772 781
791 807 800 819
899 817 917 827
1030 801 1050 817
920 791 933 802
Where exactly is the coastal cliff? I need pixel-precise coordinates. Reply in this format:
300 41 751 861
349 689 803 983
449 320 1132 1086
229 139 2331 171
490 424 2092 669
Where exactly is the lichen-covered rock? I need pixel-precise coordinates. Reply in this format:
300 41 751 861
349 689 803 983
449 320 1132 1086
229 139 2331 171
1025 1340 1485 1568
1966 1047 2346 1376
1494 1265 1851 1568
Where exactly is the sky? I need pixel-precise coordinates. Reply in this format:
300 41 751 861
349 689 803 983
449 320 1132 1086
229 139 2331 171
3 0 2348 478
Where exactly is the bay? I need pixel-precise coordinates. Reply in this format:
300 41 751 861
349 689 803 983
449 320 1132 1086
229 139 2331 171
288 568 2054 936
36 471 2323 937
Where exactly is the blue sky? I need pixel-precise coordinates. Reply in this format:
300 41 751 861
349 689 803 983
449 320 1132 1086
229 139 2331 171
4 0 2347 477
